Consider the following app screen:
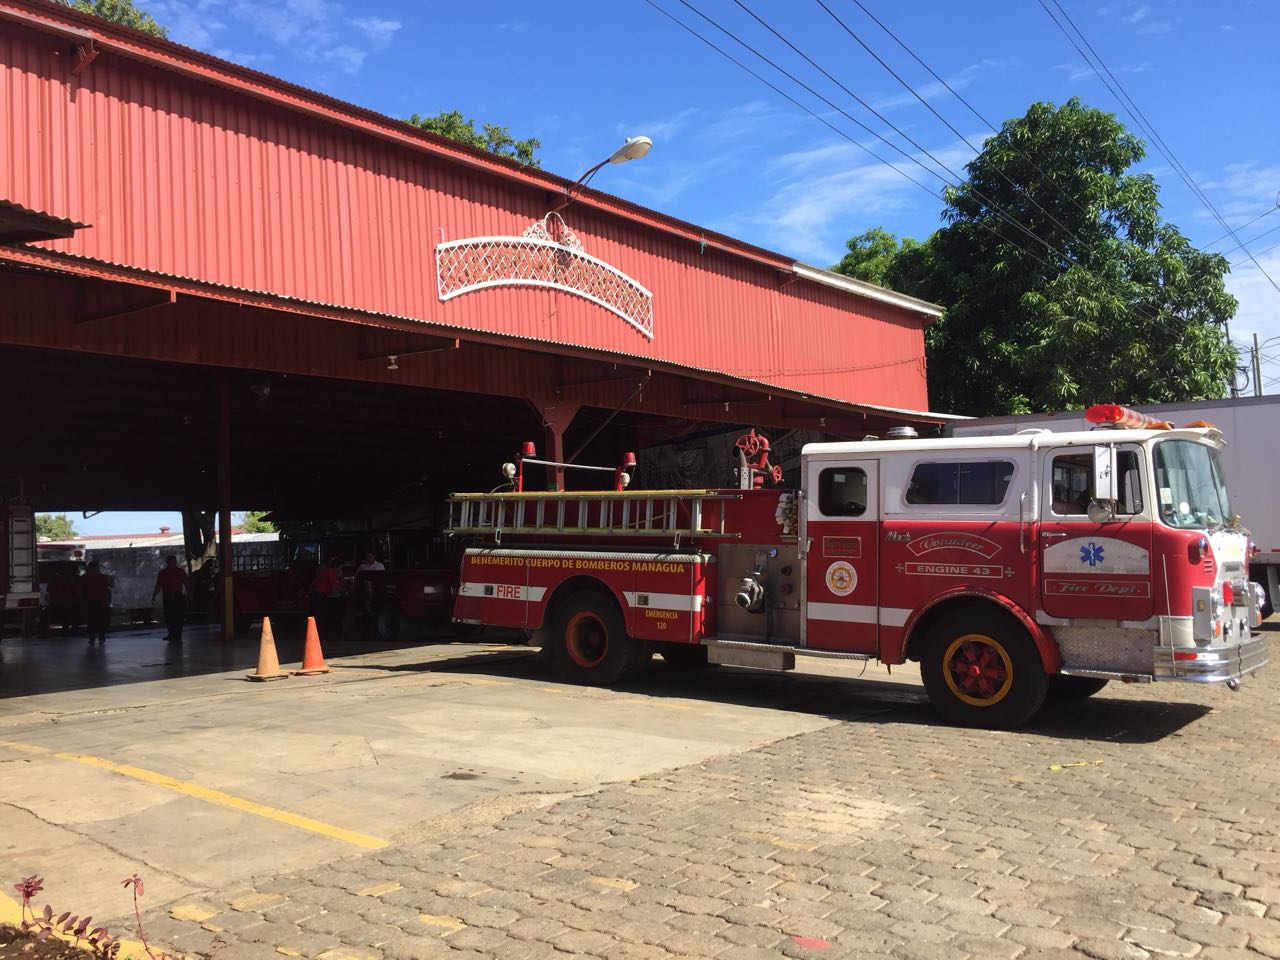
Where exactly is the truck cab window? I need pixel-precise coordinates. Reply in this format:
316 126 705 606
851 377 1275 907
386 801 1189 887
819 467 867 517
1050 450 1143 516
904 461 1014 505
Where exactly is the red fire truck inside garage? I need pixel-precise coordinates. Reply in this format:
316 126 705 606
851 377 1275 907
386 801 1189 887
451 406 1268 728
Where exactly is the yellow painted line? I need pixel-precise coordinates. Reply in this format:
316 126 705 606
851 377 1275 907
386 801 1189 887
419 914 466 934
0 890 153 959
590 876 638 892
170 905 217 923
356 882 401 898
0 740 389 850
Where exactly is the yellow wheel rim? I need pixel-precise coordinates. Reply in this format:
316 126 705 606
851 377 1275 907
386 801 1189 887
942 633 1013 706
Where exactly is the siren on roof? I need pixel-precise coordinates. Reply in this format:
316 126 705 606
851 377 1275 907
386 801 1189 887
1085 404 1172 430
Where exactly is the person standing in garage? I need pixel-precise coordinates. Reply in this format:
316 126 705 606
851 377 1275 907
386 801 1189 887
80 560 112 644
152 554 189 643
310 554 346 642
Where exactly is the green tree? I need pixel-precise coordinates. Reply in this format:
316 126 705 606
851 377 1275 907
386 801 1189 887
36 514 77 540
407 110 541 168
870 98 1236 417
56 0 167 37
835 227 921 286
239 511 276 534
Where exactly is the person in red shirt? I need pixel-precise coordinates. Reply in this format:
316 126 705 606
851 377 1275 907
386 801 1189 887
309 555 345 642
152 554 189 642
80 561 112 644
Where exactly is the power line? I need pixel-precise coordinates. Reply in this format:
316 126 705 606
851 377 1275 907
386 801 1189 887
1040 0 1280 297
674 0 1162 302
640 1 1083 297
666 0 1185 329
818 0 1101 243
662 0 1100 269
1220 221 1280 259
639 0 941 200
1232 239 1280 269
1202 203 1280 250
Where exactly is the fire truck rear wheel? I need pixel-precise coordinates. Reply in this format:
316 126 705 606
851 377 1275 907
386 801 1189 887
552 592 645 685
1047 675 1109 700
920 611 1048 729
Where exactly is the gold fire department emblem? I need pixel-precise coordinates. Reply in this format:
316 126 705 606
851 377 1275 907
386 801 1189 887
825 561 857 597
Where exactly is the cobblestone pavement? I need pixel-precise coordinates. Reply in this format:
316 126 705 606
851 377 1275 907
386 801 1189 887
146 649 1280 960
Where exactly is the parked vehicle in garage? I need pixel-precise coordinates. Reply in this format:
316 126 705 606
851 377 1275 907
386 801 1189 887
357 529 464 641
230 529 460 640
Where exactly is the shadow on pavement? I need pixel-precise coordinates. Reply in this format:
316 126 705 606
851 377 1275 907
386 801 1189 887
395 646 1215 745
0 618 472 700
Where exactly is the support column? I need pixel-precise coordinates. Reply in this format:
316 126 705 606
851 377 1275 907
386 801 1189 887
526 398 580 491
216 378 234 642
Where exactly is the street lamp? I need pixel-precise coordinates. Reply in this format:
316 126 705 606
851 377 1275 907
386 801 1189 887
555 136 652 210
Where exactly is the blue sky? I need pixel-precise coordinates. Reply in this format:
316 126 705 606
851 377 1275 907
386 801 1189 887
77 0 1278 534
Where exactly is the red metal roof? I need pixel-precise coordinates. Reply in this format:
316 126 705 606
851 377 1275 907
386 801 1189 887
0 198 86 243
0 0 943 414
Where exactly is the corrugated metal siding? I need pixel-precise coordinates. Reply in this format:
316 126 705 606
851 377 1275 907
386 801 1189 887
0 16 929 411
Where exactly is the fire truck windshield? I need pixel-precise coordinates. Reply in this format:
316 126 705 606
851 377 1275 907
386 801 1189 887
1154 439 1231 530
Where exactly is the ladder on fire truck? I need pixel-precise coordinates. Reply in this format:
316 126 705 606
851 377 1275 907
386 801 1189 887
447 491 734 545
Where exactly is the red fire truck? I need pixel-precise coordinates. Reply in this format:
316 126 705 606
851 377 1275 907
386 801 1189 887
451 406 1268 728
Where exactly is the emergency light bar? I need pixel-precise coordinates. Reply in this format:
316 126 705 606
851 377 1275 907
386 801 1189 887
1085 404 1172 430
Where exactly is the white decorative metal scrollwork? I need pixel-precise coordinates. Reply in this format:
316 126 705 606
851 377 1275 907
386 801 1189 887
436 213 654 339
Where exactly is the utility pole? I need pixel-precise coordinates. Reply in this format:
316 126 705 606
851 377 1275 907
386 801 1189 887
1227 320 1241 397
1253 333 1264 397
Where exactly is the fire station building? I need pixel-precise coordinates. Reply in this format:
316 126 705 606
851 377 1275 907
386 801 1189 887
0 0 947 612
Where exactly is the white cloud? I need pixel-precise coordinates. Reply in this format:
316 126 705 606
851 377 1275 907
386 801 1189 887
872 57 1018 112
351 16 401 49
1098 0 1174 36
1052 59 1151 84
718 136 974 263
142 0 401 76
616 107 699 145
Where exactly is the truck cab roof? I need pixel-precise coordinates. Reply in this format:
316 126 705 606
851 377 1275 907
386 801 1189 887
803 426 1222 458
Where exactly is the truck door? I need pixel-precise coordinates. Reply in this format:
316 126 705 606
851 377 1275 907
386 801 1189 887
1039 443 1154 620
803 459 879 653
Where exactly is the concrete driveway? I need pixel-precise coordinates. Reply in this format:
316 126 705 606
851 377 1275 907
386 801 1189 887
0 634 915 927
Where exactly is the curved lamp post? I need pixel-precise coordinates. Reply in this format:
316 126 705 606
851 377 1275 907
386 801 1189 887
555 136 652 210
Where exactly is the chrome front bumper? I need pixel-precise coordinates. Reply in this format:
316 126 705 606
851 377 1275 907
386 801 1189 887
1153 633 1269 683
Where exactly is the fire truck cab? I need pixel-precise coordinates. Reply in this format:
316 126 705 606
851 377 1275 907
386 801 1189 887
451 406 1267 728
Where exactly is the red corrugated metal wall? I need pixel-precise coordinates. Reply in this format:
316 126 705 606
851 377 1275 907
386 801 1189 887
0 12 929 410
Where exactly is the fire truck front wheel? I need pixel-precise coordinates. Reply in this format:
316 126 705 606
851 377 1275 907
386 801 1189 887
552 592 646 685
920 611 1048 729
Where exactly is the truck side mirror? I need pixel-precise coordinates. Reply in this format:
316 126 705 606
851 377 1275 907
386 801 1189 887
1093 444 1117 502
1087 499 1116 524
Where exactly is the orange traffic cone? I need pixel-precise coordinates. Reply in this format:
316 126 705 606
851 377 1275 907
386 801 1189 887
246 617 288 682
295 616 331 676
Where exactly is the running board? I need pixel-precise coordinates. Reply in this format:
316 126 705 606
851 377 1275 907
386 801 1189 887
705 639 876 672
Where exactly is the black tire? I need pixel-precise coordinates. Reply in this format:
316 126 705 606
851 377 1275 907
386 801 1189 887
1250 568 1274 619
659 643 712 669
1047 675 1109 701
451 622 481 639
551 591 646 685
919 609 1049 729
374 603 403 642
